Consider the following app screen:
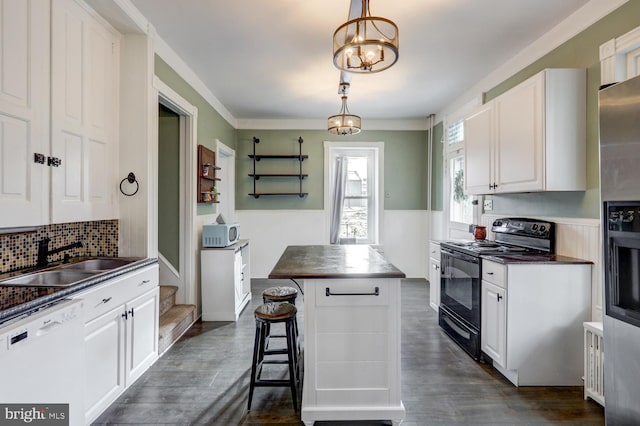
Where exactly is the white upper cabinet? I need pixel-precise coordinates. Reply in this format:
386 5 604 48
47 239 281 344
0 0 50 227
464 102 494 195
51 0 119 223
464 68 586 195
0 0 119 228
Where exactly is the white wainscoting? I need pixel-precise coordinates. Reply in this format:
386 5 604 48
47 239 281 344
481 214 602 321
236 210 428 279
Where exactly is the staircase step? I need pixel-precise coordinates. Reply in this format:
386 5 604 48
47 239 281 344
159 304 196 355
159 285 178 316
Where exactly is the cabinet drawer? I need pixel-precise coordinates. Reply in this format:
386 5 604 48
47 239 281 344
482 260 506 288
76 266 158 321
316 279 390 307
429 242 441 259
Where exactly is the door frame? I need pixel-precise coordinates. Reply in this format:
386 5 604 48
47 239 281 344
154 77 198 306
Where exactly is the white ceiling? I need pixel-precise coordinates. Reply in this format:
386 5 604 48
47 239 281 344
130 0 591 122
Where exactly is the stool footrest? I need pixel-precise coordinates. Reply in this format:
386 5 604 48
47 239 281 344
264 348 288 355
262 359 290 365
254 379 293 387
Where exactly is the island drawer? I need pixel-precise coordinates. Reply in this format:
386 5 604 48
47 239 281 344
315 279 391 306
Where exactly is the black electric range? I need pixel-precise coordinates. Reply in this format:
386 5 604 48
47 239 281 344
437 218 555 360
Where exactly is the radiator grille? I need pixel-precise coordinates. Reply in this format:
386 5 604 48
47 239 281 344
583 321 605 407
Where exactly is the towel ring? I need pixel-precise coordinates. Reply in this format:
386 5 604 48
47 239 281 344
119 172 139 196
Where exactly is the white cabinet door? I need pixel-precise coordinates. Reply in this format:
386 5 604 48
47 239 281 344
494 73 544 193
481 281 507 368
125 287 159 385
83 305 126 425
464 102 494 195
50 0 118 223
0 0 49 227
429 257 440 312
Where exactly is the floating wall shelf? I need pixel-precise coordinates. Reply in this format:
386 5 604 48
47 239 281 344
248 137 308 198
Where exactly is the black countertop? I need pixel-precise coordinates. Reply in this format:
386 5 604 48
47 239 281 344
269 245 405 279
482 253 593 265
0 257 158 325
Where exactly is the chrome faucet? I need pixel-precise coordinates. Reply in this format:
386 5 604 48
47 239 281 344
36 238 84 268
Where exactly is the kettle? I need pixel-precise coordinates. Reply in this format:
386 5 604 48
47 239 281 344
473 225 487 240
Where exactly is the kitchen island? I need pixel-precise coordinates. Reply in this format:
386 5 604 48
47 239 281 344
269 245 406 426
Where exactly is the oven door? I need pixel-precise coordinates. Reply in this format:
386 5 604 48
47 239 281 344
440 247 480 328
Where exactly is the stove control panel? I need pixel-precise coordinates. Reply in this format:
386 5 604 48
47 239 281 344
491 218 554 239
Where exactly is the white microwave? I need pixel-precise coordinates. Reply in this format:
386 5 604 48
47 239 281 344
202 223 240 247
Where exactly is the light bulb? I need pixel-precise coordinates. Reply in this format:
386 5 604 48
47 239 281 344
345 48 353 57
366 50 375 61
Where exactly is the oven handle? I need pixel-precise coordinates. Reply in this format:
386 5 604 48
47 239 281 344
441 247 479 264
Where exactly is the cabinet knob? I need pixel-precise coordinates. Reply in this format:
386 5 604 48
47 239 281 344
487 272 494 275
497 294 503 302
101 297 112 304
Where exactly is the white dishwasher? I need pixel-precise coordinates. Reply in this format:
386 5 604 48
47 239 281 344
0 299 84 425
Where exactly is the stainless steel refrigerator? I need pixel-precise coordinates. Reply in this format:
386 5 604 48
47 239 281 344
599 73 640 425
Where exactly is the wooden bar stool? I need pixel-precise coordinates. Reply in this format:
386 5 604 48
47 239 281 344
248 302 301 413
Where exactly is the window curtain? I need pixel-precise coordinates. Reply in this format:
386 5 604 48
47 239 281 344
330 156 348 244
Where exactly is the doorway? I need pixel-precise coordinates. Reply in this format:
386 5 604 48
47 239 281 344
155 78 198 306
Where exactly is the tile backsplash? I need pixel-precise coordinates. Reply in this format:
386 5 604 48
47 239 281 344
0 220 118 273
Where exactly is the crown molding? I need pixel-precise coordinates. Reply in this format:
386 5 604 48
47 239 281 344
437 0 629 120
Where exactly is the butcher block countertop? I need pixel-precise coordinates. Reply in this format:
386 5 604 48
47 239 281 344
269 245 406 279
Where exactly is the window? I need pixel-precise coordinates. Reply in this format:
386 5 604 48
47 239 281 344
325 143 383 245
445 118 476 237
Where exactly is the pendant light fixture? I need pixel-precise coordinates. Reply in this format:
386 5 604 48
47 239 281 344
328 83 361 135
333 0 399 73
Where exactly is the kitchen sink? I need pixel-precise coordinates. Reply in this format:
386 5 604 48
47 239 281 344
61 258 136 271
1 270 98 287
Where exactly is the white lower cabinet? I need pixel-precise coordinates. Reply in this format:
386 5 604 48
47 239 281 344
302 278 405 425
201 240 251 321
480 259 591 386
76 264 159 424
429 241 441 312
481 280 506 368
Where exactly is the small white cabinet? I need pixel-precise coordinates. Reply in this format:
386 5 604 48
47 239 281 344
201 240 251 321
75 264 159 425
464 68 586 195
428 241 441 312
480 259 591 386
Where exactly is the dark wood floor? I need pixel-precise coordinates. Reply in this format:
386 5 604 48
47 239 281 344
93 279 604 425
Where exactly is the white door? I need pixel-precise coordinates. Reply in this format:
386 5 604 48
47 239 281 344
0 0 49 227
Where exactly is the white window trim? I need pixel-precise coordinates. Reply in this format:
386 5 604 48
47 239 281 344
324 141 384 245
443 106 482 240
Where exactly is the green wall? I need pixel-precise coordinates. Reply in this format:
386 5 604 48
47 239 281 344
154 56 237 216
158 105 180 270
480 1 640 219
236 129 428 210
